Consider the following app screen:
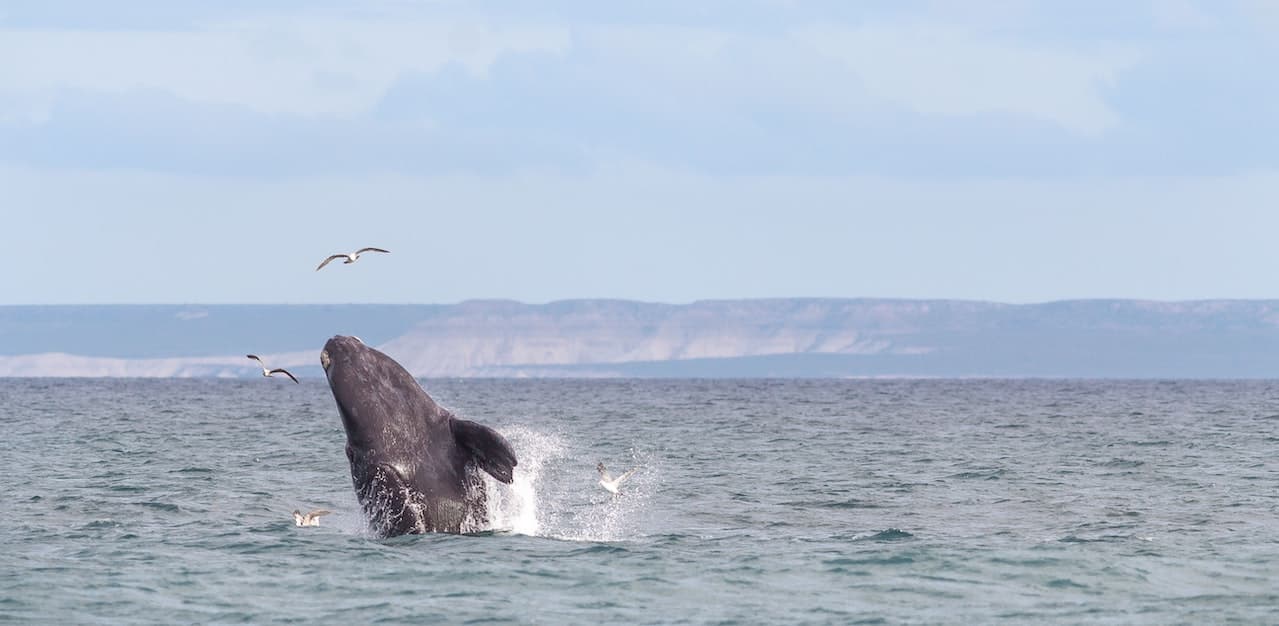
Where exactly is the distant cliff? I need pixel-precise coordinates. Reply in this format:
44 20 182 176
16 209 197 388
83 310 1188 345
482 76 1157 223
3 299 1279 378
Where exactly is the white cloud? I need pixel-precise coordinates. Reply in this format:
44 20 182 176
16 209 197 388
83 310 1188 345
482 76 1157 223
0 9 1141 136
0 15 570 119
1240 0 1279 34
4 4 1270 178
1149 0 1220 30
523 19 1144 136
0 90 52 125
796 23 1142 135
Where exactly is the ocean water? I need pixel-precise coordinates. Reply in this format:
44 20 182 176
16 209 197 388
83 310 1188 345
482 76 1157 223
2 378 1278 624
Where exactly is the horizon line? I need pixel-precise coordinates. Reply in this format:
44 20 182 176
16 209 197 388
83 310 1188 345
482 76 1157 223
3 296 1279 308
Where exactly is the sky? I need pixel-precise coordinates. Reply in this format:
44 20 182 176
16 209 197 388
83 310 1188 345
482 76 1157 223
3 0 1278 305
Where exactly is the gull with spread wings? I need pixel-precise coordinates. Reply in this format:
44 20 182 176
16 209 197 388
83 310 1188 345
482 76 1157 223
246 354 299 384
597 462 639 495
315 247 390 271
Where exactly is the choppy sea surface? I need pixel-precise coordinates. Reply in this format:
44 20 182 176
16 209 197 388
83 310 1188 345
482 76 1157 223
2 378 1278 624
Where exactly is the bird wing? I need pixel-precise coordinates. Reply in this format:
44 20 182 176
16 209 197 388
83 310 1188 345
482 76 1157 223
616 467 639 484
307 509 332 518
356 247 389 254
315 254 345 271
246 354 262 364
270 368 299 384
597 463 611 481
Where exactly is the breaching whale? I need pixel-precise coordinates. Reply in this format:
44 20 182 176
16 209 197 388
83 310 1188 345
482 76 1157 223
320 335 517 536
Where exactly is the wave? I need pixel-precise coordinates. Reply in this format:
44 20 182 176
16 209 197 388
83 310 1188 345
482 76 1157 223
860 528 915 542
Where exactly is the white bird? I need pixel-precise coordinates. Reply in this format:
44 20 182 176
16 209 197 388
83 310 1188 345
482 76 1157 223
316 247 390 271
293 509 331 527
597 462 638 495
246 354 299 384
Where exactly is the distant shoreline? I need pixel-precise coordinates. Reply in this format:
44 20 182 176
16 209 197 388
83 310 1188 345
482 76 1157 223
3 298 1279 378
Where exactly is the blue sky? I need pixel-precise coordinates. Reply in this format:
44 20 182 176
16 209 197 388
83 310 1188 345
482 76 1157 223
3 1 1277 304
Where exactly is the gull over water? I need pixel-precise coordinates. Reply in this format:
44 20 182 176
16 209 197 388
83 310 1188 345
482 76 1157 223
597 462 638 495
246 355 299 384
293 509 331 527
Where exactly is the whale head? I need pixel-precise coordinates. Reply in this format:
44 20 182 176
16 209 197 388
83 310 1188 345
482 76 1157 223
321 335 438 453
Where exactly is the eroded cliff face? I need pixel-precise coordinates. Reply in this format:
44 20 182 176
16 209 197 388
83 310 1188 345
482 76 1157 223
379 299 1001 376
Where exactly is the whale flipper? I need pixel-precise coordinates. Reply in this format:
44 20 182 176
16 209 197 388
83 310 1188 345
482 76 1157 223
450 418 518 484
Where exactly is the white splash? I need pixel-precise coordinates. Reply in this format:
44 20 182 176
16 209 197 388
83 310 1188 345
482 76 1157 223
484 427 657 543
484 427 565 536
557 448 657 543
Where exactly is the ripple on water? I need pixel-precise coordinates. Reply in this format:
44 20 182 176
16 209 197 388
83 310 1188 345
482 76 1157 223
824 553 916 568
1057 534 1134 544
79 520 123 530
107 484 148 493
946 468 1007 480
5 378 1279 624
860 529 915 542
1100 458 1145 468
780 497 882 509
137 501 182 513
1045 578 1089 589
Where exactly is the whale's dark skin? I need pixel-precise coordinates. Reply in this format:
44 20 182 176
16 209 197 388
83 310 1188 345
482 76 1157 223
321 335 517 536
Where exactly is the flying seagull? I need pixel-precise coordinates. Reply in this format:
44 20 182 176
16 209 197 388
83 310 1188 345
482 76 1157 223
246 354 299 384
315 247 390 271
597 462 639 495
293 509 332 527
